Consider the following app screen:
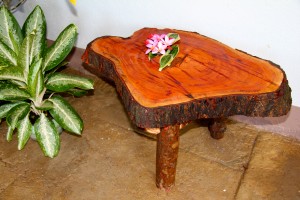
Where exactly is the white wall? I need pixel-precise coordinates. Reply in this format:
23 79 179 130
14 0 300 106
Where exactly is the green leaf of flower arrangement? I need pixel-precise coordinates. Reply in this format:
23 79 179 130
46 72 94 92
27 58 44 98
148 52 157 60
34 113 60 158
159 54 173 71
169 44 179 58
43 24 78 71
167 33 180 43
158 45 179 71
0 66 25 82
0 101 24 119
0 82 30 101
22 5 46 60
49 95 83 135
17 113 32 150
6 102 30 132
0 6 23 53
0 40 17 67
17 33 35 78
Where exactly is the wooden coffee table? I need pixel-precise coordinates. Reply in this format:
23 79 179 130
82 28 291 189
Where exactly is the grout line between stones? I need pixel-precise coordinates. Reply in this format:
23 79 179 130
178 145 248 173
233 133 259 199
0 166 30 196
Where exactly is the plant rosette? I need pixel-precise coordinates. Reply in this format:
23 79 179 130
0 5 94 158
145 33 180 71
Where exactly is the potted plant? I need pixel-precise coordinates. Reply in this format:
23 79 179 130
0 5 94 158
0 0 27 12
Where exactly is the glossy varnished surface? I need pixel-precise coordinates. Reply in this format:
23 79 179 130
88 28 284 108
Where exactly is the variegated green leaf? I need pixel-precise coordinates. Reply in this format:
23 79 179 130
6 125 14 141
35 100 53 111
0 66 6 70
22 5 46 60
44 60 69 80
0 39 17 66
0 101 24 118
34 113 60 158
6 102 30 130
43 24 77 71
49 95 83 135
27 58 44 98
9 79 27 88
0 66 25 82
52 118 63 134
0 83 30 101
66 88 88 97
17 113 32 150
17 33 35 78
0 6 23 53
31 118 62 140
46 72 94 92
0 80 6 87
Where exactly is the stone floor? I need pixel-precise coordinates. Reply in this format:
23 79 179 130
0 69 300 200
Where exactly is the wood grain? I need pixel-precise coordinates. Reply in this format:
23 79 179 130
82 28 291 128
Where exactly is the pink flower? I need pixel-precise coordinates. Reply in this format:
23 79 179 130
145 33 176 55
151 34 161 41
162 35 175 46
145 39 158 54
152 41 167 55
145 48 152 54
159 34 166 40
145 32 180 71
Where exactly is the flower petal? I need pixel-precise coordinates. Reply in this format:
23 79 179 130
146 44 153 48
160 49 166 54
152 47 159 54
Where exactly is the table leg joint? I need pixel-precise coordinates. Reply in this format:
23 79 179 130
208 118 227 139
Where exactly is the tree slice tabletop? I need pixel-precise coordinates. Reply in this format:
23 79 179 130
82 28 291 128
82 27 292 189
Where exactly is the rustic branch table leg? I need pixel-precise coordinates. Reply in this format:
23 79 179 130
208 118 227 139
156 124 180 189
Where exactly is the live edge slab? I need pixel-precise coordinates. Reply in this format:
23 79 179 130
82 28 291 189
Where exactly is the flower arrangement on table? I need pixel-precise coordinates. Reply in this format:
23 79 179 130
145 33 180 71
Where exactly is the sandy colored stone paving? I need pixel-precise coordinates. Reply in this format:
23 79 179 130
0 69 299 200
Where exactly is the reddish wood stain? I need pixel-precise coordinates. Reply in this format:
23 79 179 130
87 28 284 108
